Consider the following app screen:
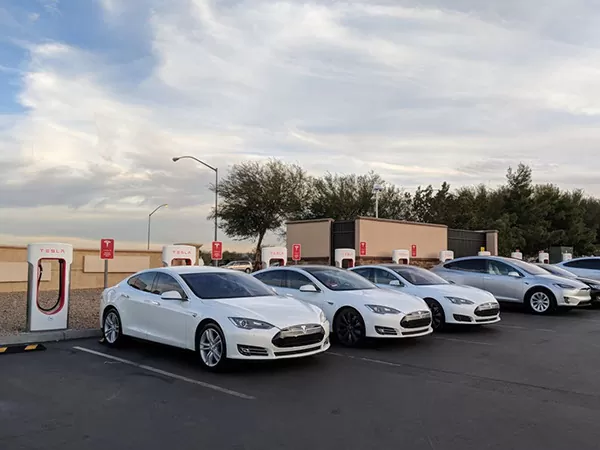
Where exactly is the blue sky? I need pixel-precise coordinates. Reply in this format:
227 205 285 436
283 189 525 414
1 0 600 250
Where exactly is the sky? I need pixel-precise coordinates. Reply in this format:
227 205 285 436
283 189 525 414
1 0 600 252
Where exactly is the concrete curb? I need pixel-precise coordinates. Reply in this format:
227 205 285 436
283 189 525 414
0 329 101 346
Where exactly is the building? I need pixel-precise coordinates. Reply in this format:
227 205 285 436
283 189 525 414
285 217 498 267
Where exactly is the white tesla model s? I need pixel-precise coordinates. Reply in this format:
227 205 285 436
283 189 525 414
252 265 432 347
100 266 330 371
350 264 500 330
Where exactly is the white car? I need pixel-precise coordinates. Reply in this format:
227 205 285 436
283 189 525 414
350 264 501 330
100 266 330 371
252 265 432 347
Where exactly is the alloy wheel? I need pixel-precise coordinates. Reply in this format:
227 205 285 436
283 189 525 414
335 309 364 346
530 292 551 313
429 302 444 329
104 311 120 344
199 327 223 367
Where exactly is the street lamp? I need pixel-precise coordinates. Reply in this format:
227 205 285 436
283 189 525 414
147 203 168 250
172 155 219 266
372 184 383 219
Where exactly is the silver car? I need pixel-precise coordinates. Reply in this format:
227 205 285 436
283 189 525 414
430 256 591 314
223 260 253 273
555 257 600 281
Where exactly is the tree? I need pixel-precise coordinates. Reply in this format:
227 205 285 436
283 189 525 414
208 159 310 263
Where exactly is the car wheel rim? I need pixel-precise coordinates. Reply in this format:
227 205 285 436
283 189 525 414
531 292 550 312
199 328 223 367
429 303 443 329
104 312 120 343
337 310 363 344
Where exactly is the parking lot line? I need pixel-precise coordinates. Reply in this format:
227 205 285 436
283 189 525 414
72 346 256 400
496 324 556 333
432 336 496 346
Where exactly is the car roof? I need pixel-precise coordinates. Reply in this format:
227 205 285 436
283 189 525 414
147 266 238 275
256 264 339 271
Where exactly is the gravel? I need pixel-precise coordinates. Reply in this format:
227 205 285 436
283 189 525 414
0 288 103 336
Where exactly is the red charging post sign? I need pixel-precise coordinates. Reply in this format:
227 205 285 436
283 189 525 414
411 244 417 258
212 241 223 260
100 239 115 259
292 244 301 261
359 241 367 256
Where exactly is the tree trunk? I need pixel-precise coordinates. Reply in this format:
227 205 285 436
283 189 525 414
253 230 266 271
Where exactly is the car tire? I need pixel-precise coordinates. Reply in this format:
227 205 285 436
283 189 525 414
244 268 251 273
196 322 229 372
425 298 445 331
525 288 557 315
102 308 125 347
333 307 366 347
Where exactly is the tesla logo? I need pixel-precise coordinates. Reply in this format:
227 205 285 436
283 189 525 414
40 248 65 254
102 240 111 247
301 325 307 334
214 242 221 249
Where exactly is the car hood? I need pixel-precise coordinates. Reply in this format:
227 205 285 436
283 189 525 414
537 274 589 288
409 284 496 303
576 277 600 287
209 295 322 329
344 288 428 313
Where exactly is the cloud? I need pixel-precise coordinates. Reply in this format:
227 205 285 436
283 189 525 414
1 0 600 250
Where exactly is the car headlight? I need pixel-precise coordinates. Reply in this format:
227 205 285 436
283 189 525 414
445 296 475 305
228 317 275 330
554 283 576 290
590 284 600 290
366 304 401 314
319 310 326 323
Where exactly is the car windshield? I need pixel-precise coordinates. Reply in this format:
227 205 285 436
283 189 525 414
391 266 449 285
180 272 276 299
504 259 549 275
538 264 577 278
304 267 376 291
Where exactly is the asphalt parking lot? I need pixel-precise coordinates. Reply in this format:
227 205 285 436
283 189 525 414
3 307 600 450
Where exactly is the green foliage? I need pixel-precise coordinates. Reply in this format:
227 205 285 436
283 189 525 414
211 159 600 258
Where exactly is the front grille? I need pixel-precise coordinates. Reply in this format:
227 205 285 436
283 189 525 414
400 311 431 329
402 329 428 336
475 317 498 323
237 345 269 356
274 344 323 357
474 306 500 317
375 326 398 335
271 324 325 348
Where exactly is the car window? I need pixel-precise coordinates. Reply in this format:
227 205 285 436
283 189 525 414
565 259 600 270
153 272 186 297
444 259 486 273
253 270 285 287
180 272 276 299
372 268 398 284
391 266 447 285
285 271 314 289
303 267 376 291
537 264 577 278
127 272 157 293
488 260 519 276
352 268 374 282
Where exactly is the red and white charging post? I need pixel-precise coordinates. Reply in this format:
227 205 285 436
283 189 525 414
100 239 115 289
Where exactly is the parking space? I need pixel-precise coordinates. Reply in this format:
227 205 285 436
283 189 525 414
3 309 600 450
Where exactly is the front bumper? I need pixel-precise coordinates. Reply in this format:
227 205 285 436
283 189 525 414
226 320 331 360
445 302 501 325
559 288 592 306
364 311 433 338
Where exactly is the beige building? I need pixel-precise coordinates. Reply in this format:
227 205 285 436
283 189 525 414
285 217 498 266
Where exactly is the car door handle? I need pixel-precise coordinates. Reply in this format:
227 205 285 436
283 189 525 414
150 301 160 306
327 301 334 305
122 294 130 299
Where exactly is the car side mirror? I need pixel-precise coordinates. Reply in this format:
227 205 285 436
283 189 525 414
448 280 456 284
508 271 520 278
389 280 401 287
161 290 184 300
299 284 318 293
271 287 278 293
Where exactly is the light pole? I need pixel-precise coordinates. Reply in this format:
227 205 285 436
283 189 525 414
172 155 219 266
372 184 383 219
147 203 168 250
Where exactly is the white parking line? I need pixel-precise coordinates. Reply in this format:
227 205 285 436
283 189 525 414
496 324 556 333
432 336 496 346
72 346 256 400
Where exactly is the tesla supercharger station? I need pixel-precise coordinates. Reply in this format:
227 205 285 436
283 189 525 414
562 253 573 262
439 250 454 262
262 247 287 269
478 251 491 256
26 243 73 332
538 251 550 263
335 248 355 268
392 249 410 264
511 250 523 260
162 245 197 266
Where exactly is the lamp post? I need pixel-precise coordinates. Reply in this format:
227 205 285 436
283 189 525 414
147 203 168 250
372 184 383 219
172 155 219 266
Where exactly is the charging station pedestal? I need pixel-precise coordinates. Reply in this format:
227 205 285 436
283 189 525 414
162 245 197 266
439 250 454 262
562 253 572 262
538 251 550 263
392 249 410 264
335 248 355 268
262 247 287 269
478 251 491 256
26 243 73 332
511 250 523 260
